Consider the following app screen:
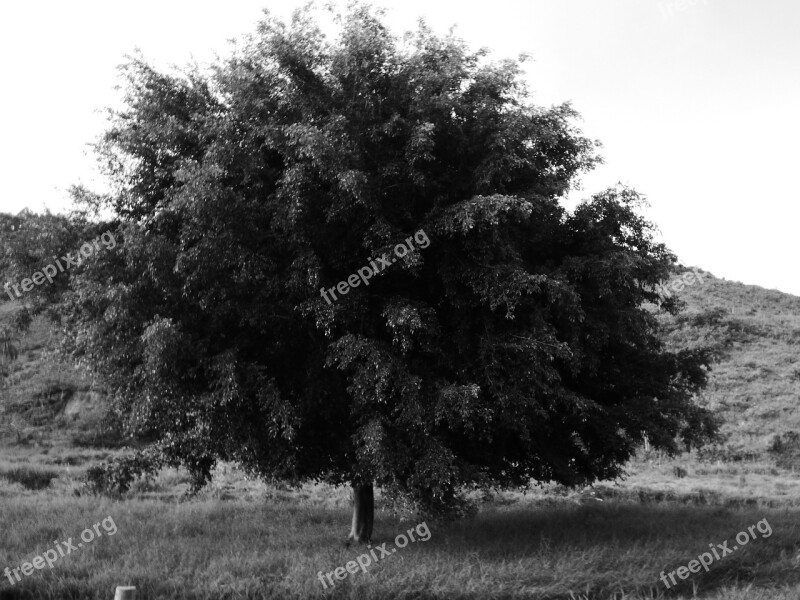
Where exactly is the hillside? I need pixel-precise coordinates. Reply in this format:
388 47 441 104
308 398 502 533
657 267 800 462
0 300 109 451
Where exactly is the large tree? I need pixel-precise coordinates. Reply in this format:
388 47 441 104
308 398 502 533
52 5 715 542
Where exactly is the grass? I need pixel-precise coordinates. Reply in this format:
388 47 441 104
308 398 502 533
0 484 799 599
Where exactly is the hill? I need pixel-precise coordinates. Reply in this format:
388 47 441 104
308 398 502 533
657 266 800 462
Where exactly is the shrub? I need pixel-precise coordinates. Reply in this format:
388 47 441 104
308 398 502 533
689 307 729 328
696 444 759 463
768 431 800 469
84 451 161 496
0 466 59 490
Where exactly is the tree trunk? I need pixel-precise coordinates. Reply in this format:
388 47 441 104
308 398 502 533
347 481 374 544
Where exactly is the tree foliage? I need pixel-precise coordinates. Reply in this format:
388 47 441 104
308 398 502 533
0 210 105 314
46 5 715 513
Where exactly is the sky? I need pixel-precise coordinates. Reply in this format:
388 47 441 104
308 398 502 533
1 0 798 294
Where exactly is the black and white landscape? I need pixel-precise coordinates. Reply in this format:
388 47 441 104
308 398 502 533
1 2 799 598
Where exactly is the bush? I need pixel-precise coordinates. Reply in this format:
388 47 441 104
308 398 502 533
0 466 60 490
696 444 759 463
689 307 729 328
768 431 800 469
84 451 161 496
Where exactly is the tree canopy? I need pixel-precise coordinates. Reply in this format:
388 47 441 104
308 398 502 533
11 5 716 527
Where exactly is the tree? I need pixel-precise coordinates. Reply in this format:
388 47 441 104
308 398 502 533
55 5 716 542
0 209 92 313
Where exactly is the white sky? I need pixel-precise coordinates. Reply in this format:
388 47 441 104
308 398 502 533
1 0 798 293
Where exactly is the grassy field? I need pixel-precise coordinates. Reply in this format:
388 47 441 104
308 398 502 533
2 461 800 600
4 270 800 598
